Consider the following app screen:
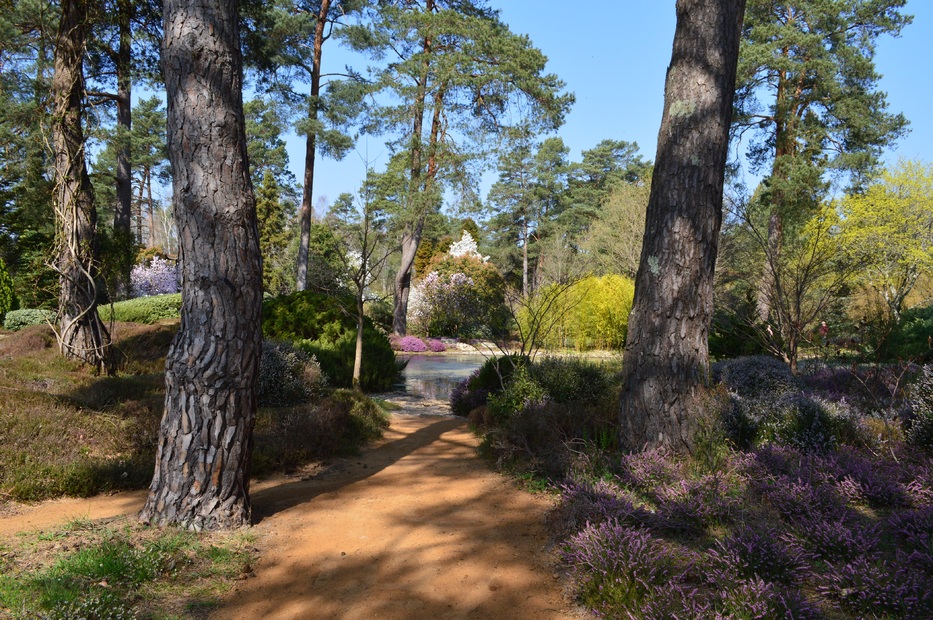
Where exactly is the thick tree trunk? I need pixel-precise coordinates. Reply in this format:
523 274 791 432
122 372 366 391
140 0 262 530
296 0 332 292
619 0 746 453
52 0 115 376
112 0 134 297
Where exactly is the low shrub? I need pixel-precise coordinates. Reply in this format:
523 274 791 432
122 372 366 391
713 355 799 400
263 291 400 392
99 293 182 324
251 390 389 475
528 357 609 404
258 340 323 407
398 335 428 352
425 338 446 352
3 308 54 331
450 370 489 417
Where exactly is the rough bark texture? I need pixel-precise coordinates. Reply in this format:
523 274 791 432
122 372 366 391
52 0 115 375
295 0 332 292
619 0 746 453
140 0 262 530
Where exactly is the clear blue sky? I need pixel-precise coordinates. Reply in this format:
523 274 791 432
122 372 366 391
296 1 933 213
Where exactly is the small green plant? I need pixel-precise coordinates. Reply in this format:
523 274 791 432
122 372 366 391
0 520 255 619
3 308 54 331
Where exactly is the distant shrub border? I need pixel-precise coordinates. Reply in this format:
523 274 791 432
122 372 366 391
99 293 183 324
3 308 54 331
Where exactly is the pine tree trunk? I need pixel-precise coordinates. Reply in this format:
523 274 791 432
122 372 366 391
140 0 262 530
619 0 746 453
52 0 114 376
296 0 332 292
112 0 134 298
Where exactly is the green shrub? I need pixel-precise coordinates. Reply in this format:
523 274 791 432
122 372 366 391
907 364 933 451
99 293 182 324
3 308 54 331
263 291 400 392
470 354 529 393
765 394 840 453
529 357 609 404
487 365 546 423
886 305 933 362
0 256 17 321
258 340 323 407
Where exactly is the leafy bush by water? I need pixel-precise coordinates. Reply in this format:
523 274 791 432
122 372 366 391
263 291 400 392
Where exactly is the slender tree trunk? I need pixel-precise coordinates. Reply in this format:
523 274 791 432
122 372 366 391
296 0 332 291
354 290 364 390
140 0 262 530
392 1 435 336
522 214 529 297
112 0 134 298
51 0 115 376
619 0 746 453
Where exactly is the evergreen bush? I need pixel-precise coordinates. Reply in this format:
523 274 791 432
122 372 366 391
99 294 183 324
258 340 323 407
3 308 54 331
886 305 933 362
0 257 18 321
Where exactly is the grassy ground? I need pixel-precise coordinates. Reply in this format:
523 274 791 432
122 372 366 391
0 320 392 619
0 516 255 619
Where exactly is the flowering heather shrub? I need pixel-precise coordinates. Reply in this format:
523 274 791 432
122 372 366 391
831 448 909 508
907 364 933 451
397 335 428 352
258 340 323 407
130 256 179 298
714 576 820 620
888 507 933 549
562 522 681 618
906 464 933 506
425 338 445 352
755 474 849 524
652 475 739 535
804 519 881 564
818 556 933 617
707 526 811 586
551 480 644 537
618 448 679 493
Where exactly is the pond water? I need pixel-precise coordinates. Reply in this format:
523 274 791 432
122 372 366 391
398 354 486 400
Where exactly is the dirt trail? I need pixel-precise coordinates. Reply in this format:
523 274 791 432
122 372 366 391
0 396 578 620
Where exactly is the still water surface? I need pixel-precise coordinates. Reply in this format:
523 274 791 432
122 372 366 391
399 354 485 400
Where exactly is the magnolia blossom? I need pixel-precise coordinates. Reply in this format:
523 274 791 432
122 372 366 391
448 230 488 262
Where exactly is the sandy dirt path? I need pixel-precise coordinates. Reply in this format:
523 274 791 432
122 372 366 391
0 398 578 620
